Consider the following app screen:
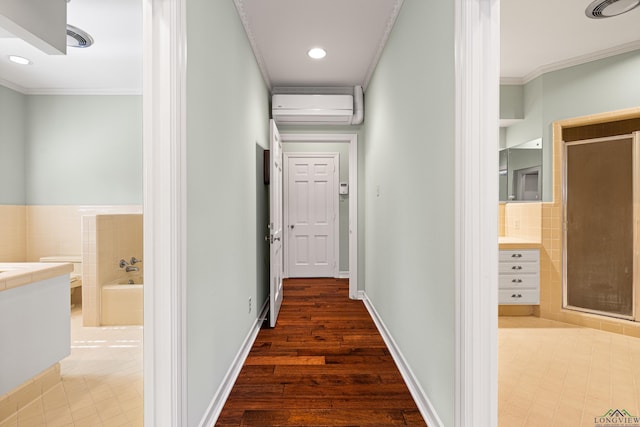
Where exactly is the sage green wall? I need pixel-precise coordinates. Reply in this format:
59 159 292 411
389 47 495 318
504 49 640 202
500 84 524 121
363 0 454 424
0 85 26 205
282 141 350 272
25 95 142 205
186 0 269 424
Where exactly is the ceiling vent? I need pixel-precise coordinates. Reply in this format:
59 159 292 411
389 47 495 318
67 25 94 48
585 0 640 18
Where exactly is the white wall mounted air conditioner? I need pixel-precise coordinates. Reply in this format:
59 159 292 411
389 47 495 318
272 94 354 125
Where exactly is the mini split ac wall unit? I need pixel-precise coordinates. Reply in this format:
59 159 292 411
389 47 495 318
272 94 354 125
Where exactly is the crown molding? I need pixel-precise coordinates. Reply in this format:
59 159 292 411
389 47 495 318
24 88 142 96
362 0 404 91
0 78 27 94
502 41 640 86
233 0 273 90
0 79 142 96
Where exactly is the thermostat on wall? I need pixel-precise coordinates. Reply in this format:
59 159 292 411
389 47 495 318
339 182 349 195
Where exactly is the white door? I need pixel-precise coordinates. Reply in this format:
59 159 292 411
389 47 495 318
268 120 284 327
284 154 339 278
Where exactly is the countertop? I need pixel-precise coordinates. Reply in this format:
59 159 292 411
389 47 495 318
498 236 542 249
0 263 74 292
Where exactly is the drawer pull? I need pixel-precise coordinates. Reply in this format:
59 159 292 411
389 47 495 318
511 253 523 258
511 266 523 270
512 279 523 283
511 294 523 298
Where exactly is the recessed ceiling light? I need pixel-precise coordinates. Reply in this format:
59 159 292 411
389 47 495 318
8 55 31 65
308 48 327 59
586 0 640 18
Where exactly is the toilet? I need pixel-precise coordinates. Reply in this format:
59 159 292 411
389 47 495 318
39 256 83 307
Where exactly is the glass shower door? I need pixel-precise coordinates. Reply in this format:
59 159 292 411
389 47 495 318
563 134 638 319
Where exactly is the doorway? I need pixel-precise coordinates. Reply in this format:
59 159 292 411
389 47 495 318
284 153 340 278
279 133 359 299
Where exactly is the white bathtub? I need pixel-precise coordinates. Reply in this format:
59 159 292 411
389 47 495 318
101 278 143 326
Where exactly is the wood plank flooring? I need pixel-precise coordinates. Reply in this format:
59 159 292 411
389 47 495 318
216 278 427 426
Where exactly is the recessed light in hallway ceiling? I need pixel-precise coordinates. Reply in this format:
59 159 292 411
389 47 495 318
307 47 327 59
585 0 640 18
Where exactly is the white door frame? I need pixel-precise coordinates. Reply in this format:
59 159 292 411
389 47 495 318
283 152 340 278
143 0 187 425
280 134 359 299
145 0 498 425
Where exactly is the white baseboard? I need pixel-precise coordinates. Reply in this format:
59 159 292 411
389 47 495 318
338 271 350 279
198 299 269 427
362 293 443 427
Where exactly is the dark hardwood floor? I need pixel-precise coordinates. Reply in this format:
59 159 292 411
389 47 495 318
216 278 427 426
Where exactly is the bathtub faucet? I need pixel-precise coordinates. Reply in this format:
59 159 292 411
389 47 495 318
119 258 140 272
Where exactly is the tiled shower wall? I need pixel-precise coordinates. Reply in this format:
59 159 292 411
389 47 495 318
82 214 143 326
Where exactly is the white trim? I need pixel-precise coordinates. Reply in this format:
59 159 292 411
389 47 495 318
362 293 443 426
0 78 27 94
22 88 143 96
339 271 350 279
280 133 359 299
454 0 499 426
502 40 640 86
362 0 405 90
199 300 269 426
283 152 340 278
143 0 188 425
232 0 273 90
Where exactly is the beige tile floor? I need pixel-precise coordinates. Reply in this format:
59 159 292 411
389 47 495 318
0 307 143 427
500 316 640 427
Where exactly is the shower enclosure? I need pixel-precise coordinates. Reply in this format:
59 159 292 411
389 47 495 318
563 132 640 319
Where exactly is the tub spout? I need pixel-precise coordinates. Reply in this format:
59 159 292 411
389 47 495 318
125 265 139 272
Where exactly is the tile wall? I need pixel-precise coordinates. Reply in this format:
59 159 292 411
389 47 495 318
0 205 142 327
26 206 142 262
504 203 541 242
82 214 143 326
0 206 26 262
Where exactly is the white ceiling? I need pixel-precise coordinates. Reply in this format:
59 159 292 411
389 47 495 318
0 0 638 93
501 0 640 83
0 0 142 94
234 0 402 90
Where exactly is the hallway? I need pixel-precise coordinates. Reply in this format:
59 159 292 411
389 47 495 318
216 279 426 426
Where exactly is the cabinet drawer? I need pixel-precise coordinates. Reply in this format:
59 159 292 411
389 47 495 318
499 250 539 262
499 262 539 274
499 289 539 305
498 274 539 289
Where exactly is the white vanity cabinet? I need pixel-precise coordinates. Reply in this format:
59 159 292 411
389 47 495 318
499 249 540 304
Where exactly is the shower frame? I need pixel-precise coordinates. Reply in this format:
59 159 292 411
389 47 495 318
562 132 640 320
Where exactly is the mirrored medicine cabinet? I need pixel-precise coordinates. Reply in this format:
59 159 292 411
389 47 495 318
499 138 542 202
